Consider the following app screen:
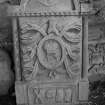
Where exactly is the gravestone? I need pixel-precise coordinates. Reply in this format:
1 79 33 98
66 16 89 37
7 0 92 105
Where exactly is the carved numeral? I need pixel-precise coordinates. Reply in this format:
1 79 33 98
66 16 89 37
33 88 42 104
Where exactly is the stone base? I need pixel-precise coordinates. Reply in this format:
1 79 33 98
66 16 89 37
78 80 89 101
15 80 89 105
15 82 28 105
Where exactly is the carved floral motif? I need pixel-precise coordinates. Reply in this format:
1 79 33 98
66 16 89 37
20 18 82 81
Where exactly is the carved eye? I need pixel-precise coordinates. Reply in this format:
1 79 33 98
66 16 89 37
66 28 81 34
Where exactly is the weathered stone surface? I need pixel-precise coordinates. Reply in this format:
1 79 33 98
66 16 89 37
0 50 14 95
0 1 14 96
9 0 90 105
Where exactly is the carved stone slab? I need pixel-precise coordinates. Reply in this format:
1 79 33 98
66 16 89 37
10 0 90 104
28 82 76 105
19 17 82 82
20 0 79 13
15 16 82 105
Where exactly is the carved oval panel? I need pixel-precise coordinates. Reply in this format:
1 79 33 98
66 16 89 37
20 18 82 81
37 35 65 70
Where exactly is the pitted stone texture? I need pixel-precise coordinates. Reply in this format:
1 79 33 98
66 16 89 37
0 50 14 95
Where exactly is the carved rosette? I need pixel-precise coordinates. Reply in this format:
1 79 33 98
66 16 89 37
20 17 82 81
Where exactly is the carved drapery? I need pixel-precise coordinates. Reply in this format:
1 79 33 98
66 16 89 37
20 17 82 82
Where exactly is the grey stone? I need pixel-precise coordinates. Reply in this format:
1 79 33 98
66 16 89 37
0 50 14 95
